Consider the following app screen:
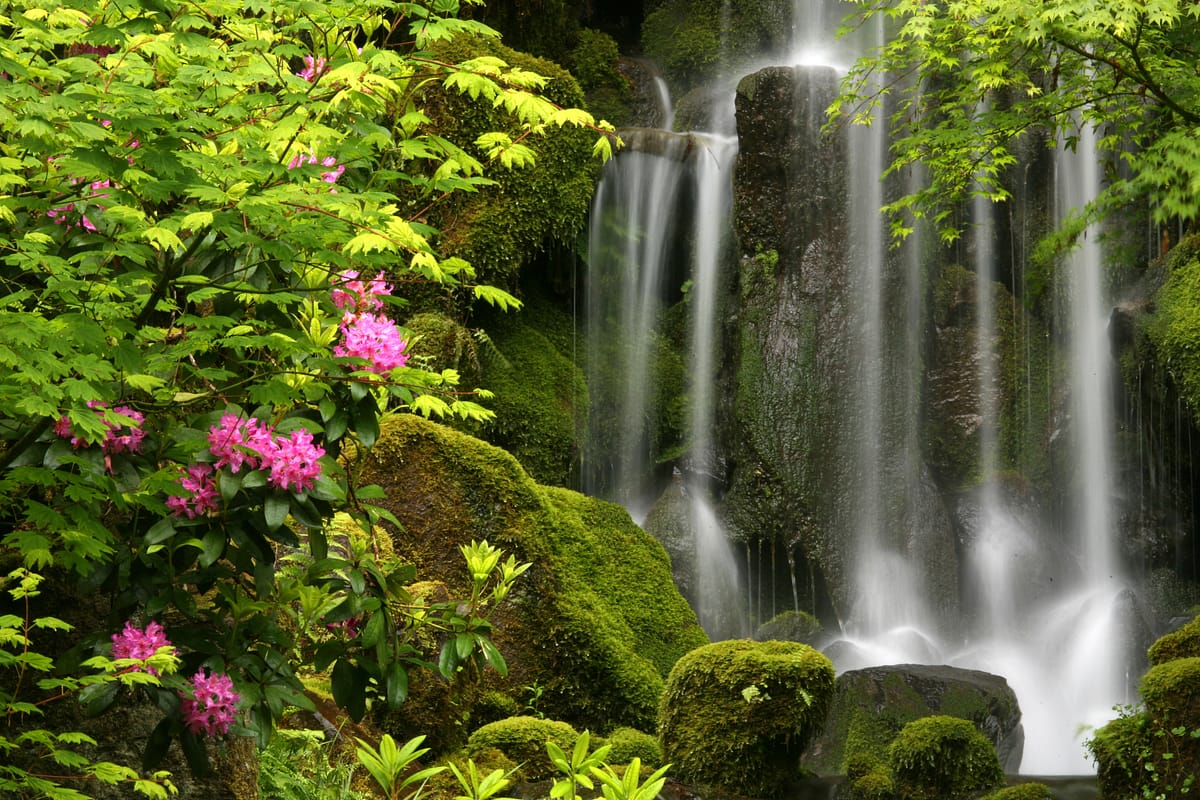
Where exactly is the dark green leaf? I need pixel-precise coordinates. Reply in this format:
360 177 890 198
263 492 289 530
385 660 409 708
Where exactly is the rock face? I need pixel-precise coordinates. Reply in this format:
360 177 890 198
721 64 961 627
353 414 708 744
802 664 1024 776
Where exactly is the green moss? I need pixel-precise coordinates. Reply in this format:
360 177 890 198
1148 614 1200 666
564 29 632 126
641 0 790 96
474 297 588 487
887 716 1003 800
470 691 522 732
850 768 897 800
404 312 483 389
979 783 1055 800
1143 236 1200 427
754 609 821 644
658 639 836 797
355 415 706 745
604 727 663 768
1139 656 1200 720
467 716 579 781
413 35 600 295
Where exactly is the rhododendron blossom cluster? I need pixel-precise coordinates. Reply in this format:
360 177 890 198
180 669 241 737
166 414 325 517
287 152 344 185
165 464 220 519
331 270 408 374
111 620 175 674
54 400 146 456
296 54 328 82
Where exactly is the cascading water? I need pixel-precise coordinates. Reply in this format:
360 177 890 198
585 0 1142 778
584 131 688 518
685 134 745 640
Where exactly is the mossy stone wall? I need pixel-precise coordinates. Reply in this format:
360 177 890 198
352 414 707 744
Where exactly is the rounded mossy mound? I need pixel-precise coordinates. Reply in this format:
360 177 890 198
980 783 1055 800
1140 656 1200 721
603 727 662 768
754 610 821 644
888 715 1004 800
1090 619 1200 800
466 716 579 781
353 414 707 744
1148 613 1200 665
658 639 835 797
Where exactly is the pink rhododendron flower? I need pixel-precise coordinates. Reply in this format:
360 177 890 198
286 152 344 188
334 312 409 374
55 401 146 456
258 428 325 492
180 669 240 736
111 620 174 674
331 270 390 313
296 54 328 82
166 464 220 519
207 413 273 473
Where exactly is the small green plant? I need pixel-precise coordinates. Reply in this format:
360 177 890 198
522 680 546 718
259 728 365 800
549 732 671 800
446 758 519 800
354 733 445 800
548 730 611 800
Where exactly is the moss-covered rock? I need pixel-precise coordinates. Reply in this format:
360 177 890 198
353 414 707 746
1144 235 1200 429
888 715 1004 800
641 0 791 96
473 295 588 488
1148 613 1200 666
411 35 600 296
1090 617 1200 800
564 28 633 126
658 639 835 797
603 727 663 768
466 716 579 781
803 664 1023 776
754 610 821 644
979 783 1055 800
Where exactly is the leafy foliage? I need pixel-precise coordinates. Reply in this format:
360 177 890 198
831 0 1200 242
0 0 611 793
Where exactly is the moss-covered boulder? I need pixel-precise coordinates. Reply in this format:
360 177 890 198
473 294 588 488
1089 617 1200 799
658 639 835 797
979 784 1055 800
603 727 663 768
1148 613 1200 666
754 610 822 644
888 715 1004 800
803 664 1023 776
353 414 707 747
466 716 579 781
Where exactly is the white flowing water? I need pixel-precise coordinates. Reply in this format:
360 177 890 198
584 133 688 518
686 134 745 640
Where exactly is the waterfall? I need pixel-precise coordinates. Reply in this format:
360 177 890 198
585 0 1148 778
686 134 745 640
584 132 688 518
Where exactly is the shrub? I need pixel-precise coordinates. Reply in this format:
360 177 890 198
466 716 579 781
887 715 1003 800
